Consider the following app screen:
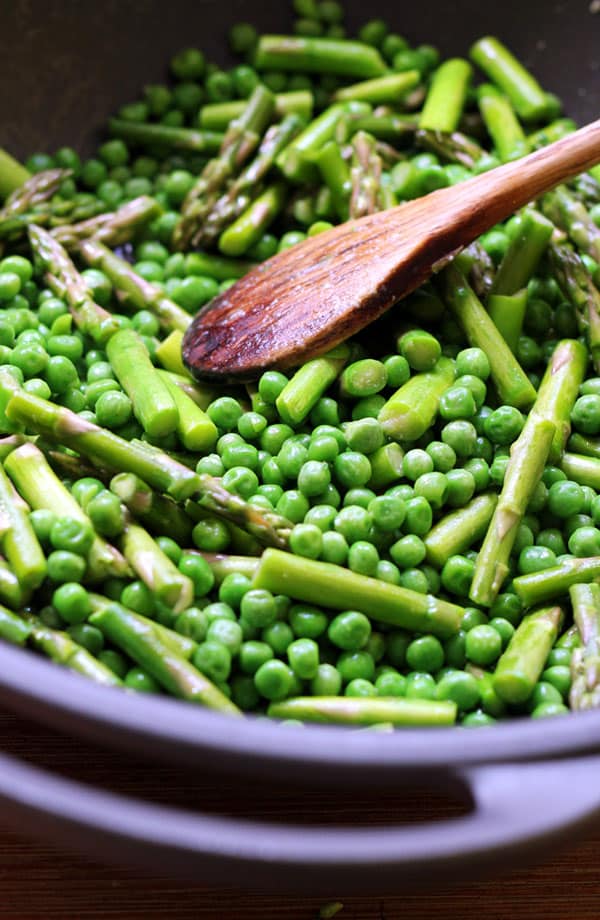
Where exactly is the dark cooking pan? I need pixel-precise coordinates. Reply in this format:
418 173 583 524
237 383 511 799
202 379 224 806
1 0 600 894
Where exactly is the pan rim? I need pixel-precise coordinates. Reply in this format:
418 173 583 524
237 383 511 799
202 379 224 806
1 639 599 775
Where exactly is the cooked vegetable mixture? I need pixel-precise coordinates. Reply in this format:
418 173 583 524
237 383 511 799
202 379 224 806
0 0 599 728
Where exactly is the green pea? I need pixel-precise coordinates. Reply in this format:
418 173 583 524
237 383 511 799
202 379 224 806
310 663 342 696
337 650 375 683
398 329 441 371
262 621 294 656
254 659 293 701
465 625 502 666
441 555 475 597
289 523 323 559
240 589 277 629
405 671 437 700
175 607 209 643
192 518 231 553
179 553 215 598
368 495 406 531
321 531 349 565
390 534 426 569
334 505 372 543
340 359 387 398
125 668 160 694
87 491 125 538
439 385 477 420
403 497 432 536
193 640 231 683
436 670 480 711
426 441 456 473
47 550 86 583
50 517 94 557
334 451 372 488
287 637 320 679
568 526 600 557
406 635 444 673
328 611 371 651
52 583 92 625
547 480 585 518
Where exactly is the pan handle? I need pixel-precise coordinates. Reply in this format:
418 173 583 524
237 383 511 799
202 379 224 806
0 748 599 892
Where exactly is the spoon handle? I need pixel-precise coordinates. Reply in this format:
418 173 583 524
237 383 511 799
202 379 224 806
450 117 600 232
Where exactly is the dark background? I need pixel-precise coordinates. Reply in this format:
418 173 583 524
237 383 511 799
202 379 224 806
2 0 599 158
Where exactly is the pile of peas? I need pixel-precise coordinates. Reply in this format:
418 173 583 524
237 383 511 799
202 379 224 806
0 0 599 726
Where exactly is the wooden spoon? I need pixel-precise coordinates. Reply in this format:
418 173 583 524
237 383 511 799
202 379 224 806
182 119 600 382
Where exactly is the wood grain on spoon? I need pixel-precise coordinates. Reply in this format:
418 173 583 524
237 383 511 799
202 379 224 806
183 118 600 382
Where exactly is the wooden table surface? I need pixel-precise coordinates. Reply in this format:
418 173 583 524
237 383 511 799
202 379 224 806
0 705 598 920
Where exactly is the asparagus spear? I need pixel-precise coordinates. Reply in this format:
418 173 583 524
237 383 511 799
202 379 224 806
378 356 455 442
561 452 600 491
334 71 421 105
120 521 194 613
529 339 587 464
493 605 564 704
28 225 121 346
106 328 179 439
2 390 292 547
0 605 31 647
455 242 495 299
108 119 223 154
109 472 193 544
491 208 553 296
465 665 507 718
476 83 528 162
420 58 473 133
414 128 485 170
275 345 351 427
549 242 600 372
0 148 32 199
199 91 313 130
218 181 287 257
469 36 550 122
4 442 130 582
527 118 576 150
570 583 600 710
254 35 387 79
89 602 241 714
173 85 275 251
424 493 498 568
89 593 197 661
312 140 351 221
513 557 600 608
349 131 383 219
198 114 303 248
567 434 600 460
198 553 260 583
157 369 217 410
0 461 46 590
276 101 369 184
0 167 69 238
24 613 123 687
470 417 555 607
0 558 31 610
486 291 527 353
366 443 405 490
268 696 457 727
52 195 161 249
78 238 192 334
253 548 464 639
440 264 537 409
158 372 218 452
542 185 600 263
